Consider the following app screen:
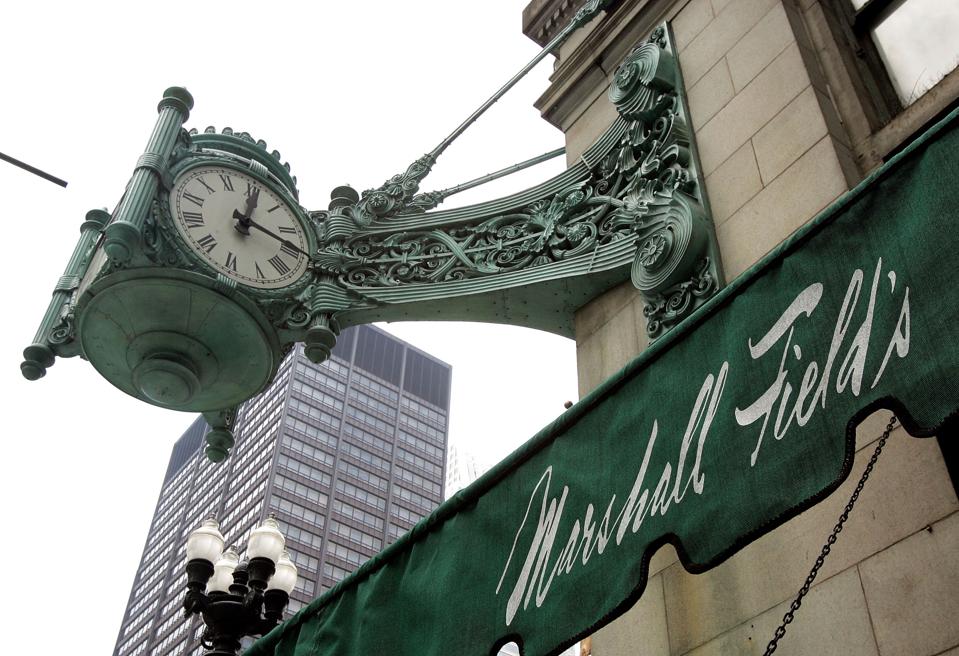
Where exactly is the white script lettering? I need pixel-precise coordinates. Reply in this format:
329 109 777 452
735 258 911 466
495 362 728 626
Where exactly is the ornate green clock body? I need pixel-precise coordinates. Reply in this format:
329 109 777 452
170 164 310 290
24 15 725 464
54 128 314 444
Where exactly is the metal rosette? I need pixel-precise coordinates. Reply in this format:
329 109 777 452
608 42 676 121
630 193 709 295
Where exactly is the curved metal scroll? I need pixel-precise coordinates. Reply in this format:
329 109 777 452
311 26 723 341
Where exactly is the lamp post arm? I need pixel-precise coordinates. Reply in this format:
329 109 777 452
183 588 208 617
261 589 290 626
183 558 215 617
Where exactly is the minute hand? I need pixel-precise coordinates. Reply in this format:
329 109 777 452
247 219 311 258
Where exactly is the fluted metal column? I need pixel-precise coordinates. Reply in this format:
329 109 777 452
102 86 193 262
21 208 109 379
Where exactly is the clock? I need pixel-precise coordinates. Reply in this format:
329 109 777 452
170 164 311 289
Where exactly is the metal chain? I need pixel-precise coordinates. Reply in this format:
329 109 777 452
763 415 898 655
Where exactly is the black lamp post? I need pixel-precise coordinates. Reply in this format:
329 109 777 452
183 516 298 656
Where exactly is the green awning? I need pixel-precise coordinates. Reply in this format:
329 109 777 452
247 107 959 656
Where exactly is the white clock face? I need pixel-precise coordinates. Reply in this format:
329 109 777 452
170 165 310 289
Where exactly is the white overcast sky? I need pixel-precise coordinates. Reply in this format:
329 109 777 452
0 2 579 654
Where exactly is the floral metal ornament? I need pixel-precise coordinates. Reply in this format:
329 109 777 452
606 28 721 336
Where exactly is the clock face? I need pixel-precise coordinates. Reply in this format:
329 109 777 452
170 165 310 289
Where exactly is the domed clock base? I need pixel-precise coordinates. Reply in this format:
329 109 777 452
78 269 280 412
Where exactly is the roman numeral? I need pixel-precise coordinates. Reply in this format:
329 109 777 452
245 182 257 198
280 242 300 259
255 262 265 279
183 191 205 208
277 226 296 234
182 211 204 228
196 177 215 194
219 174 234 191
268 255 291 275
267 204 281 213
225 252 238 271
196 234 217 253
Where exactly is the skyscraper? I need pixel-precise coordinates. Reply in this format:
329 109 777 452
112 324 451 656
445 442 489 496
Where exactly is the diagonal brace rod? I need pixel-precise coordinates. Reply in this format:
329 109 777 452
419 147 565 205
0 151 68 187
427 0 612 160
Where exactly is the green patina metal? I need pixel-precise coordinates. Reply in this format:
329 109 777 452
103 88 194 263
21 208 108 380
78 269 280 411
22 10 721 461
323 25 721 340
347 0 616 225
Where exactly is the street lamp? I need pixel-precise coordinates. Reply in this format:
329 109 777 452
183 516 298 656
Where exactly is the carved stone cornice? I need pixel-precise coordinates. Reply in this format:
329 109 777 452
523 0 585 47
530 0 676 130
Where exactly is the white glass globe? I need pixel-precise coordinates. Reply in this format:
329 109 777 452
247 516 285 562
186 518 225 563
207 547 240 593
267 551 299 594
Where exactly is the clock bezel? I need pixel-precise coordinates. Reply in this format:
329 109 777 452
165 157 315 294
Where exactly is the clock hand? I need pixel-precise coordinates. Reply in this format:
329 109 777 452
232 187 260 235
246 218 311 258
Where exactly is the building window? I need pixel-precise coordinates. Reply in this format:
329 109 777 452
811 0 959 163
277 453 333 486
849 0 959 107
285 548 320 573
294 576 316 597
323 562 353 585
329 520 383 551
327 541 369 568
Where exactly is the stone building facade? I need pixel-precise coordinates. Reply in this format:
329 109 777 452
522 0 959 654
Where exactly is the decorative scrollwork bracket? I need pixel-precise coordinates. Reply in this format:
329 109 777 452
21 14 723 457
606 26 723 338
308 24 722 341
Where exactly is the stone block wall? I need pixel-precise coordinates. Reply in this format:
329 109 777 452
526 0 959 653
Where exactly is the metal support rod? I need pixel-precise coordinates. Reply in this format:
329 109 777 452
428 0 611 160
0 151 68 187
424 147 565 203
352 0 610 223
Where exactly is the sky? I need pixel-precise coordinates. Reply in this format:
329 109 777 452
0 2 580 654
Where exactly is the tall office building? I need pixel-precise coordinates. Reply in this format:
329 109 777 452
445 442 490 496
112 325 451 656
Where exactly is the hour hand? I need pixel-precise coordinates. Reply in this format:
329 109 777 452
233 188 260 234
233 208 250 235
